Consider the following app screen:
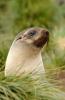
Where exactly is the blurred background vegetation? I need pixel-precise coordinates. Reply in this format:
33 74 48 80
0 0 65 99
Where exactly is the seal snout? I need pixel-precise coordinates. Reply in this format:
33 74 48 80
33 29 49 48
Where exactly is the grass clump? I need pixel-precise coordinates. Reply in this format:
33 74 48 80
0 73 65 100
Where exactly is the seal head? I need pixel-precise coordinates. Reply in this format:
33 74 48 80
16 27 49 48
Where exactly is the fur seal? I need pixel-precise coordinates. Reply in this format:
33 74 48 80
5 27 49 76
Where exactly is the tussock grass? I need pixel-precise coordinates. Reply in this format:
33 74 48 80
0 73 65 100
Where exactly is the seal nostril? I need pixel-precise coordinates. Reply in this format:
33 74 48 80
45 31 49 43
45 31 49 36
41 30 49 37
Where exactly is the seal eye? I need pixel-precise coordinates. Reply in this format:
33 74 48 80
16 37 22 41
28 30 36 36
